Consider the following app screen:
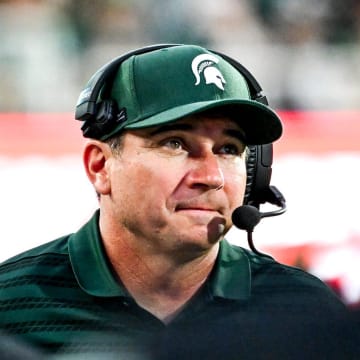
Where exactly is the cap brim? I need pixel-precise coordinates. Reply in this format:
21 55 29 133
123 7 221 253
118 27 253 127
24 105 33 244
124 99 282 145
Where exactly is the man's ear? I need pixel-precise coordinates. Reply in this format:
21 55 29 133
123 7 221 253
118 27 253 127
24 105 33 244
83 140 112 196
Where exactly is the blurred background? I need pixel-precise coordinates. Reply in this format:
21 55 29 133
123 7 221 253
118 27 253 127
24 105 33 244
0 0 359 308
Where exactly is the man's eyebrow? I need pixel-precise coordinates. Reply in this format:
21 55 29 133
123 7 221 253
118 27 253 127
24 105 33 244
225 129 246 143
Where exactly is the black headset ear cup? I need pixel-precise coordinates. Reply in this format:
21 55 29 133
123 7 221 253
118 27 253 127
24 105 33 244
81 99 119 139
244 145 257 205
245 144 273 207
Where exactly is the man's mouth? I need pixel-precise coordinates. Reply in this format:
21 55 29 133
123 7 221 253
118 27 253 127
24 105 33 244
175 203 221 215
176 203 214 210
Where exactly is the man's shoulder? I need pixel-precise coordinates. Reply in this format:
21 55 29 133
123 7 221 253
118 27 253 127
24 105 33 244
244 247 327 289
0 235 71 279
225 242 345 308
228 242 326 286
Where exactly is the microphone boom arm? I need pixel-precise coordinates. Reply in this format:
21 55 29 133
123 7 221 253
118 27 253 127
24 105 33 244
258 185 287 218
232 185 287 257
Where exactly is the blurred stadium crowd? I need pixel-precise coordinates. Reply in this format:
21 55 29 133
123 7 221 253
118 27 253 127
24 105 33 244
0 0 360 112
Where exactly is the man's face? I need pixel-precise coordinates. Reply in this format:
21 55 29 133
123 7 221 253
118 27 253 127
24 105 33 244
105 114 247 253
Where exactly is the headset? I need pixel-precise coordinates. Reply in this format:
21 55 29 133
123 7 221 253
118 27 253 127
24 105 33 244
75 44 285 211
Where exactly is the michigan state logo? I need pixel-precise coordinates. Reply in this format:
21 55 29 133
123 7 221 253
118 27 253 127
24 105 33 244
191 54 226 91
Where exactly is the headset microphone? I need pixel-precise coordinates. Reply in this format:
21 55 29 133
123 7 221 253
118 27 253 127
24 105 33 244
232 205 261 232
232 185 287 257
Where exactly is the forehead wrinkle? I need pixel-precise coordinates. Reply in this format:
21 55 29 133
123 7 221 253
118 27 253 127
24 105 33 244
149 123 193 136
148 117 245 142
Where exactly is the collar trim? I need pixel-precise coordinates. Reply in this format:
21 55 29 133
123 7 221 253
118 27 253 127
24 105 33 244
210 240 251 300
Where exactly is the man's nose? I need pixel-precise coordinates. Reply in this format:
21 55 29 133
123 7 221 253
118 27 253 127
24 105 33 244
187 153 224 191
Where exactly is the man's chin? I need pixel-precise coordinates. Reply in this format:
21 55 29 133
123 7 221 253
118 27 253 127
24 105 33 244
169 213 228 249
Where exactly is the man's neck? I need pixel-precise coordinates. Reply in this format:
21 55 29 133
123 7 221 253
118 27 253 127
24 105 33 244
102 227 219 322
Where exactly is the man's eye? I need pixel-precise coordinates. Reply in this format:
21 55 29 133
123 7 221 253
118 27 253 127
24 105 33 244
163 138 183 150
220 144 244 155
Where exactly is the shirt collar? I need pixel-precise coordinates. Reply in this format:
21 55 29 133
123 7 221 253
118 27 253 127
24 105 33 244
69 210 251 300
69 210 127 297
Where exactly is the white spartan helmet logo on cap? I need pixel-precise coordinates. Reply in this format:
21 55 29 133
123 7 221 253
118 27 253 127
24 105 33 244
191 54 226 91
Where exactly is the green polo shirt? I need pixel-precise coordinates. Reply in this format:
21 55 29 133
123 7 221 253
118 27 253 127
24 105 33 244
0 210 347 357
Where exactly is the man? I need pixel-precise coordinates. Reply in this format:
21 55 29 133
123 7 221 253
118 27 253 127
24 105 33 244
0 45 354 358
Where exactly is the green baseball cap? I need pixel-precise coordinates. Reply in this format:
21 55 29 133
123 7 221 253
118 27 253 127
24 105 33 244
93 45 282 144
